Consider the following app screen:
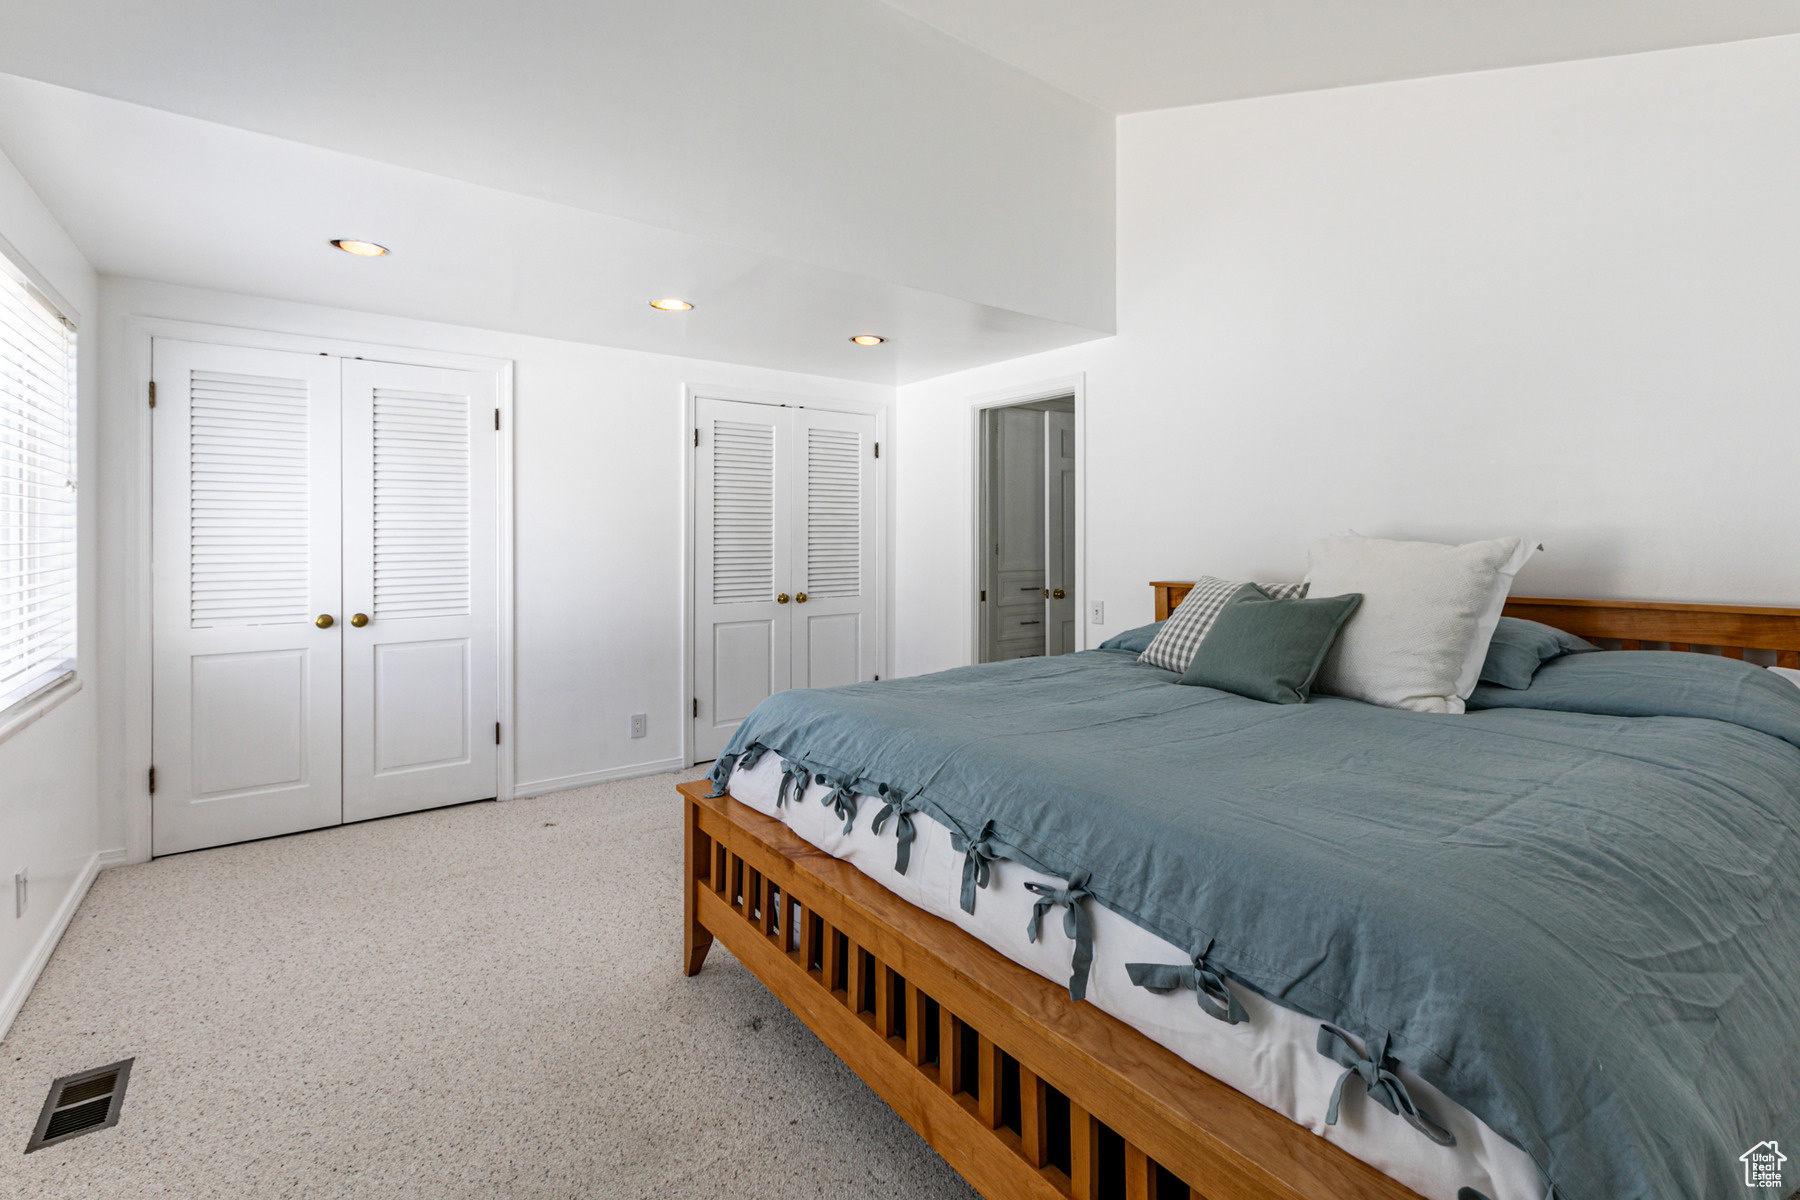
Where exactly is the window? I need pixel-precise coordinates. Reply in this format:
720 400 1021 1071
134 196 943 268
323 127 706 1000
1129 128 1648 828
0 258 77 715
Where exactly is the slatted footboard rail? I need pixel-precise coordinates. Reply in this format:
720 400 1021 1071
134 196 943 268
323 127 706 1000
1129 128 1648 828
680 780 1421 1200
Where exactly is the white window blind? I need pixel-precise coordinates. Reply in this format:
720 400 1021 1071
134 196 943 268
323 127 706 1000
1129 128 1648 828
0 264 77 714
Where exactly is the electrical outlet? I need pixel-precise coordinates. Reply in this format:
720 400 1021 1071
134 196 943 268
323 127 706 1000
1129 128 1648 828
13 868 24 919
1088 600 1104 625
629 712 647 739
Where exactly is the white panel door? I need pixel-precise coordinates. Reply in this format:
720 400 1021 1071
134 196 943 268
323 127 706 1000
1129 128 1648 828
340 360 499 823
151 340 344 855
988 406 1046 660
1044 410 1076 656
693 398 792 762
791 408 877 689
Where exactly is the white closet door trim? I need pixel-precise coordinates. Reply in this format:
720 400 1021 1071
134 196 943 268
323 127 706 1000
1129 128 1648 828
118 317 514 865
681 383 887 767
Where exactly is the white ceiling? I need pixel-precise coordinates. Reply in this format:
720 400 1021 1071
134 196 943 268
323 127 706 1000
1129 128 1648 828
881 0 1800 112
0 75 1101 385
7 0 1791 384
0 0 1115 333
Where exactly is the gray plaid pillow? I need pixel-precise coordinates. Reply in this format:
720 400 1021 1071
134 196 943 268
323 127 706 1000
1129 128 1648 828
1138 576 1309 673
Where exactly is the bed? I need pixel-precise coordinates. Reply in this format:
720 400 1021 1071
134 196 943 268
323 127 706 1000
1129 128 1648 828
677 588 1800 1200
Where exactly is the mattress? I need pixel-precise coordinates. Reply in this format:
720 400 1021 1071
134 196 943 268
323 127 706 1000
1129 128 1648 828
726 750 1550 1200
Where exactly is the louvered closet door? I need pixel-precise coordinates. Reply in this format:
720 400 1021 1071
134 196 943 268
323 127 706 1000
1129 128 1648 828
340 360 498 823
791 407 877 688
692 397 792 762
151 340 344 855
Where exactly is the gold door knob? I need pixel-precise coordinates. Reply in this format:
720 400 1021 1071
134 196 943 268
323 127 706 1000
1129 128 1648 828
776 593 790 604
350 613 369 627
315 614 335 628
795 592 809 603
1053 589 1066 599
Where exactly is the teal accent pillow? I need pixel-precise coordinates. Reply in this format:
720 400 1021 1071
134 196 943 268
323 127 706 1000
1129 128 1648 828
1478 616 1597 689
1100 622 1163 653
1180 584 1363 704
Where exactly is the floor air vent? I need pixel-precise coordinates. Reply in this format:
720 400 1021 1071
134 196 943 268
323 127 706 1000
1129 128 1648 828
25 1059 133 1153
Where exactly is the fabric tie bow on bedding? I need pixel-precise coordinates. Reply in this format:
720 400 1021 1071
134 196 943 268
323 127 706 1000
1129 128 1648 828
708 744 770 796
869 786 920 874
813 775 864 832
1025 872 1095 1001
951 820 1005 913
775 761 812 809
1125 940 1246 1025
1316 1024 1455 1147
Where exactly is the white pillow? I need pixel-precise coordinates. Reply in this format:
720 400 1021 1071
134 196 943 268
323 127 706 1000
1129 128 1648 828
1305 534 1535 714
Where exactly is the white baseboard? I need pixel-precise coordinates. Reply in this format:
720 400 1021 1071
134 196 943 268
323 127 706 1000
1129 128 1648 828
511 756 689 800
0 849 101 1044
97 847 130 869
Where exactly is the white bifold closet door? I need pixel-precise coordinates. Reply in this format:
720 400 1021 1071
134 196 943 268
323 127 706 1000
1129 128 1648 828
692 397 877 763
340 360 498 824
151 342 345 854
152 340 498 855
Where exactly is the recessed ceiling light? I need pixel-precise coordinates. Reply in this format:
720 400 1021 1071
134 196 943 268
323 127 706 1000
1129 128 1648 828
330 239 388 257
851 334 885 346
650 298 694 312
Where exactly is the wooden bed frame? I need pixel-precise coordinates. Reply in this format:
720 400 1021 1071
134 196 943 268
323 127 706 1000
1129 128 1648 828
681 587 1800 1200
1155 584 1800 667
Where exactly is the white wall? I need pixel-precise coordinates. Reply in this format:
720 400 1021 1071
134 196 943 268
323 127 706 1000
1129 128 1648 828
895 34 1800 677
0 149 101 1039
95 279 893 859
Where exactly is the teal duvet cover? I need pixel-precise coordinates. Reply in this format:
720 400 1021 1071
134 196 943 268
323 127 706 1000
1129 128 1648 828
710 648 1800 1200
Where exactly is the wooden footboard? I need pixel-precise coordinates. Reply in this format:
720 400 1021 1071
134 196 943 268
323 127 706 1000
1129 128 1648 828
679 780 1421 1200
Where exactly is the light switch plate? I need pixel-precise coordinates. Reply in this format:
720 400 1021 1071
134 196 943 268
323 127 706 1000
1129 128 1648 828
1088 600 1104 625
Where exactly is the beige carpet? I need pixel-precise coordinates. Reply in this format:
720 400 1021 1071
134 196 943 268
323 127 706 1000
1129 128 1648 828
0 769 979 1199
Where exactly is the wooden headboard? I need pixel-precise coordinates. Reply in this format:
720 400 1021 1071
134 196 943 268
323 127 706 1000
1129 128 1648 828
1151 581 1800 668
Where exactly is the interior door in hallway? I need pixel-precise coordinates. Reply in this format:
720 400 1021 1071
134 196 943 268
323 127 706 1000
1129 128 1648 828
986 405 1046 661
1043 409 1076 655
340 359 499 823
151 340 344 855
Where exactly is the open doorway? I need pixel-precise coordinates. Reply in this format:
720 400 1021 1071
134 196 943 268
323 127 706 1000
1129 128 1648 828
977 395 1076 663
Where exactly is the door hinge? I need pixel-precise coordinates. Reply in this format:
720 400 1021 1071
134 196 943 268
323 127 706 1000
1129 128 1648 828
693 697 699 718
495 722 502 745
980 589 986 602
495 408 501 431
694 427 700 447
874 674 881 681
147 381 157 408
147 766 156 794
873 441 879 458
